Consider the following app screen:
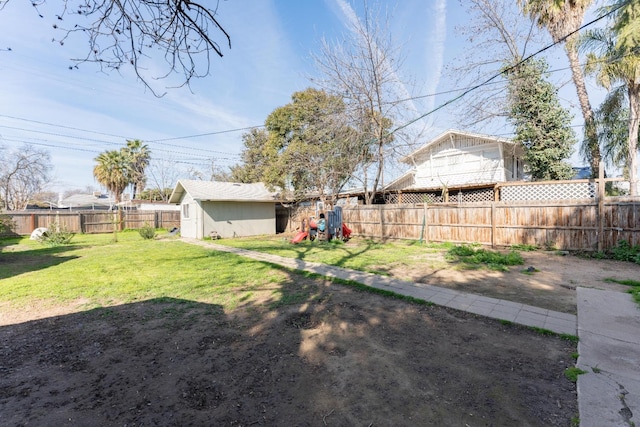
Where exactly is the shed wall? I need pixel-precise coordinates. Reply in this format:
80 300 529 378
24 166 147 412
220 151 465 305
202 201 275 238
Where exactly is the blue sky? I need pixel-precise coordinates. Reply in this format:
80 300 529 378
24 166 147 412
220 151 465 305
0 0 598 194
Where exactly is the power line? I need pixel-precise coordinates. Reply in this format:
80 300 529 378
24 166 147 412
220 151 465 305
0 114 248 155
146 125 264 142
391 1 626 134
0 114 131 140
395 50 640 104
0 122 240 157
0 136 238 166
0 137 101 154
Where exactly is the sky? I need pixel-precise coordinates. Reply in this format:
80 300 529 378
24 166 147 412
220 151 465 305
0 0 604 194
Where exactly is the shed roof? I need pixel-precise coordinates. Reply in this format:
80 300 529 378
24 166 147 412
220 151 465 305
168 180 280 204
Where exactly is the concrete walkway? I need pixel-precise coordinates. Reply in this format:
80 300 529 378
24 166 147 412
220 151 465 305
184 239 640 426
577 288 640 427
185 239 576 335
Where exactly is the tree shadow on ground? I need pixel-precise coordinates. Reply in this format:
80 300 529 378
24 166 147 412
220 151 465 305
0 266 578 426
0 245 81 280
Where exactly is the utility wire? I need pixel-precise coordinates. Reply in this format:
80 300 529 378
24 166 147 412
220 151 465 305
395 50 640 104
145 125 264 142
0 114 248 155
391 1 626 134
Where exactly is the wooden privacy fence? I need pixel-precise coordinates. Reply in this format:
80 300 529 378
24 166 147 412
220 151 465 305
4 211 180 236
341 198 640 252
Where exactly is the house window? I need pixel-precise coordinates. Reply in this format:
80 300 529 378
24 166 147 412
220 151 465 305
182 203 190 219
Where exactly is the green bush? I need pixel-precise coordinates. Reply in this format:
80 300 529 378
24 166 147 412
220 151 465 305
138 222 157 240
39 222 75 247
0 214 15 234
611 240 640 264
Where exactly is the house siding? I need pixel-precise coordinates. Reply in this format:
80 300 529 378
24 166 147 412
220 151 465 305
202 201 275 238
388 131 526 192
412 143 506 189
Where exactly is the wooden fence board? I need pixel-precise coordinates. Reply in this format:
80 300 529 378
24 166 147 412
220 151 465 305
340 198 639 251
3 211 180 236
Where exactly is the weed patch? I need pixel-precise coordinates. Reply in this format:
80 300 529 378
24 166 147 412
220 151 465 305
605 278 640 306
611 240 640 264
447 244 524 271
564 367 587 382
511 243 539 251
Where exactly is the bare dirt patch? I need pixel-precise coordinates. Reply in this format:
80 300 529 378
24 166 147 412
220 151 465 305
0 276 577 426
375 249 639 314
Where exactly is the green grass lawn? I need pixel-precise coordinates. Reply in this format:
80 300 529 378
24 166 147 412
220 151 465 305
214 236 457 274
0 231 297 311
214 235 523 273
0 232 526 314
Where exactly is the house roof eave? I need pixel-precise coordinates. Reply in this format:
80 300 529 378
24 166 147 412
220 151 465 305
401 129 516 164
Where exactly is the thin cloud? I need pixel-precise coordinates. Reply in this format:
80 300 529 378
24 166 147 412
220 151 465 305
328 0 428 128
425 0 447 114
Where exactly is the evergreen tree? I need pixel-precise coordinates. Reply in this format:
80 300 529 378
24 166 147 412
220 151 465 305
506 58 576 180
228 129 270 183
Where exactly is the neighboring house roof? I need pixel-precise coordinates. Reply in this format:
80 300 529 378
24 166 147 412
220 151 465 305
168 180 280 204
60 193 115 209
401 129 516 164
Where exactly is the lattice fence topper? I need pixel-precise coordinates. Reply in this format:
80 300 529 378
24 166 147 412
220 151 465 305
385 187 495 204
452 188 494 203
385 192 443 204
500 182 596 201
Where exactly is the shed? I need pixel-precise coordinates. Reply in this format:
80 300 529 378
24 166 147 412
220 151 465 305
168 180 280 239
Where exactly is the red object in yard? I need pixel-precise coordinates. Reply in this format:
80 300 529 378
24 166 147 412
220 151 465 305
290 231 308 244
342 223 352 239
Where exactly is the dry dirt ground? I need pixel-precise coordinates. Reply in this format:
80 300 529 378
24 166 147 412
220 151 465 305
378 249 640 314
4 246 637 426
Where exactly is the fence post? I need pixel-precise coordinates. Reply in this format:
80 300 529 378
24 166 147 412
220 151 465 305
379 205 384 239
30 213 36 232
155 211 159 229
491 202 496 248
423 203 429 243
597 161 605 252
79 213 85 233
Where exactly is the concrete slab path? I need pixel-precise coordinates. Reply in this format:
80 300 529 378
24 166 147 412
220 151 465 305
185 239 577 335
577 287 640 427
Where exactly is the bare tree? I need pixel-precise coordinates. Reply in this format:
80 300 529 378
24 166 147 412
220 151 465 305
0 144 52 210
186 158 225 182
147 156 184 202
446 0 544 130
0 0 231 95
312 2 413 205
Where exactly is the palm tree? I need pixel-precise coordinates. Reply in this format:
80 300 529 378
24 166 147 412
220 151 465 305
93 150 130 204
517 0 601 177
123 139 151 199
581 25 640 195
